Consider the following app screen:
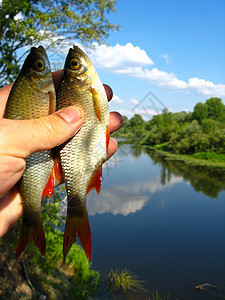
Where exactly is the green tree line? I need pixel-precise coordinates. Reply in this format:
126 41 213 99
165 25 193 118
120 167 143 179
115 97 225 155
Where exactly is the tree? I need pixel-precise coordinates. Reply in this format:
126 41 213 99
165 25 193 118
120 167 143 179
205 97 225 121
192 102 207 122
129 114 145 127
0 0 119 86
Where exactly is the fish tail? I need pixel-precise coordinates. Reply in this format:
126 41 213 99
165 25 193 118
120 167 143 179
63 210 92 262
16 219 46 260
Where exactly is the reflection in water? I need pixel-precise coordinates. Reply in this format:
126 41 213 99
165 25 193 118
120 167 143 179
59 144 224 218
129 144 225 198
90 143 225 300
88 175 183 216
129 143 143 158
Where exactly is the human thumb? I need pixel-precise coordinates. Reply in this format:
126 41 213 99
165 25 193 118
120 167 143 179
1 106 84 158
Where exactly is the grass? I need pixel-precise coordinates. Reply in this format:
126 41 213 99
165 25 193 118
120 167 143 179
150 147 225 173
148 289 180 299
107 269 146 293
153 142 169 150
192 151 225 162
148 290 170 300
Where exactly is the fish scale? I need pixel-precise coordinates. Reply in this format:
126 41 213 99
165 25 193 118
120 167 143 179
4 46 56 259
57 46 110 261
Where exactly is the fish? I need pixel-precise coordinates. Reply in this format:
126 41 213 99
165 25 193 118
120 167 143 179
4 46 56 259
56 46 110 262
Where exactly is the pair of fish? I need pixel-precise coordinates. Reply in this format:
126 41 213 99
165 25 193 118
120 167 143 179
3 45 110 262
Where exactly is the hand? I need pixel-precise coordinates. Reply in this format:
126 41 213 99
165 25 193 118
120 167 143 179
0 70 123 237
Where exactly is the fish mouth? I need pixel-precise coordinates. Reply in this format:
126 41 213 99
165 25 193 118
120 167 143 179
30 45 48 58
37 45 45 52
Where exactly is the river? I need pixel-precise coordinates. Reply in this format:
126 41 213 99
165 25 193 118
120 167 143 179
87 143 225 300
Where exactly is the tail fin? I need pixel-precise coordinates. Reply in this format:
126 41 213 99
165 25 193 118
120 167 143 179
16 219 46 260
63 210 92 262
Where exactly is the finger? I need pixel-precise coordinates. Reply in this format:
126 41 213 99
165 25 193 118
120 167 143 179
109 112 123 133
0 106 85 158
52 70 63 90
0 187 22 238
0 83 13 117
107 137 118 160
0 156 25 198
103 84 113 101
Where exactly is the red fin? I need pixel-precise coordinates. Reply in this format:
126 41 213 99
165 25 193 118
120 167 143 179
16 220 46 260
42 170 54 199
63 210 92 262
87 165 102 195
106 125 110 155
91 87 101 122
42 157 63 199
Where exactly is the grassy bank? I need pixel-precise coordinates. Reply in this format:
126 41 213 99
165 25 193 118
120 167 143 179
148 147 225 174
116 137 225 173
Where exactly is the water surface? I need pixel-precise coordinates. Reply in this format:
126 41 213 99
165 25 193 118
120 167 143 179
87 144 225 300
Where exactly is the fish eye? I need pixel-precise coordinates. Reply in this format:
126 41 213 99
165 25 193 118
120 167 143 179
70 58 80 70
35 59 44 72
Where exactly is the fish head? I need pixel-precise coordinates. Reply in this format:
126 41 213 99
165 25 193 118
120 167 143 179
20 45 54 93
62 46 95 89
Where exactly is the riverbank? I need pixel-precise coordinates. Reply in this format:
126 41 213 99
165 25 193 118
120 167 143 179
149 147 225 174
116 139 225 174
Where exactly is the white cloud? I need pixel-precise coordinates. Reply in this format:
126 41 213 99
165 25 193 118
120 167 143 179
112 95 123 103
135 67 175 83
90 43 225 97
188 77 225 96
111 64 225 96
161 53 170 64
117 108 157 119
90 42 154 70
130 98 139 105
165 78 188 90
118 109 134 117
132 108 158 117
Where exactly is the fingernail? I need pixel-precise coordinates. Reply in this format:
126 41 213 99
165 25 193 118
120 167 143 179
104 84 113 100
59 106 82 123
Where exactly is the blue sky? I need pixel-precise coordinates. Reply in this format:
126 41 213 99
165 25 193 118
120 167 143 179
48 0 225 118
98 0 225 118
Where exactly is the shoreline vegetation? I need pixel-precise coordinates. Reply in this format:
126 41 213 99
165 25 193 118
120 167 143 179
112 97 225 172
146 147 225 174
